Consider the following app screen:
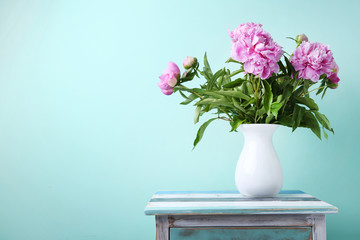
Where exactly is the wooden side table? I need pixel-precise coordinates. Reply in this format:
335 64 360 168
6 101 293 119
144 190 338 240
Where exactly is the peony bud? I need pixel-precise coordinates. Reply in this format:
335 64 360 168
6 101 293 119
183 56 198 69
296 33 308 43
327 61 340 89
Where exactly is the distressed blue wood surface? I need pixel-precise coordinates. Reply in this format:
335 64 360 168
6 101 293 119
170 227 312 240
144 190 338 215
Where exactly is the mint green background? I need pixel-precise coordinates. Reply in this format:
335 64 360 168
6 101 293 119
0 0 358 239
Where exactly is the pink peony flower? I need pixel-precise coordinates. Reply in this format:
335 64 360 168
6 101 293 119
158 61 180 95
183 56 197 69
290 42 334 82
327 61 340 88
229 23 283 79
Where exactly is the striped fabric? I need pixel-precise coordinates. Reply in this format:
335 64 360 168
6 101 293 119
144 190 338 215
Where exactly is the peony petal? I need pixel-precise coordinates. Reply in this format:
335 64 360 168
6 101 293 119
161 89 173 95
167 77 177 87
167 61 180 76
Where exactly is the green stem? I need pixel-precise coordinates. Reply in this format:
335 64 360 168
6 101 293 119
254 76 262 123
195 67 206 77
179 84 203 99
249 74 255 93
228 69 244 78
301 85 326 97
255 76 261 100
219 108 233 122
217 116 231 122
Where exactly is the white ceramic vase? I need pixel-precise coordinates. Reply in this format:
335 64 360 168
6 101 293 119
235 124 283 197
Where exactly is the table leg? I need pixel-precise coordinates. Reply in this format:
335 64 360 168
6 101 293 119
311 214 326 240
156 215 169 240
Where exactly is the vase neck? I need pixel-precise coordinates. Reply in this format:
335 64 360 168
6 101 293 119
239 124 278 141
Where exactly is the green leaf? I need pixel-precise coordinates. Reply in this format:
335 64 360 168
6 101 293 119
245 109 256 122
225 58 241 64
180 71 196 82
228 69 244 78
323 129 328 140
292 85 303 97
213 68 225 80
292 104 305 131
217 75 224 86
269 74 287 82
208 68 224 90
286 36 297 41
194 106 201 124
265 114 274 124
278 115 294 127
230 116 245 132
327 83 338 89
293 96 319 111
284 56 295 77
303 80 310 96
276 95 283 103
313 111 333 133
210 90 250 100
198 91 224 98
263 80 273 114
195 97 232 107
302 111 321 140
223 78 246 88
178 90 188 99
257 107 266 118
193 118 217 149
180 93 199 105
316 87 325 95
316 81 326 95
222 70 231 85
271 102 283 113
278 61 287 74
241 81 250 95
231 98 246 113
270 102 283 119
194 70 200 78
243 98 255 107
321 87 328 99
283 84 293 100
201 104 212 113
203 52 213 79
174 86 208 96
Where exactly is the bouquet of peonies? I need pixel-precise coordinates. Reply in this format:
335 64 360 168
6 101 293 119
157 23 340 148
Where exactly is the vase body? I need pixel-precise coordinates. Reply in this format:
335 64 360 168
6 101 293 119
235 124 283 197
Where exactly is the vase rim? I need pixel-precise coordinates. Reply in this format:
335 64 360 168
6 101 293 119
238 123 280 130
